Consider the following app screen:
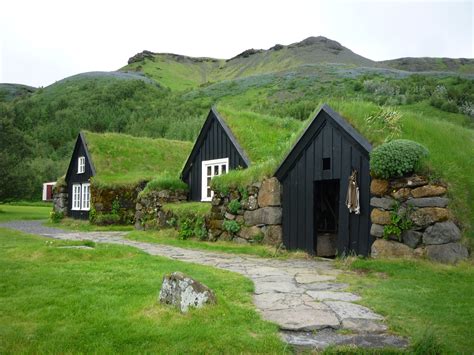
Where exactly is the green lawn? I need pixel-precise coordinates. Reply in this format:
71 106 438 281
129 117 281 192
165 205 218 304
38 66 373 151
0 228 286 353
45 218 134 232
0 204 51 222
338 258 474 353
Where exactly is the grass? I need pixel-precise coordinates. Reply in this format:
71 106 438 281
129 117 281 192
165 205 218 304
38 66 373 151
162 202 211 219
84 131 193 185
126 229 302 259
45 218 134 232
0 228 286 353
337 257 474 353
0 204 51 222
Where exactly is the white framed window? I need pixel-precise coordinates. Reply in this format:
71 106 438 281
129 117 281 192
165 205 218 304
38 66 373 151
72 184 81 210
201 158 229 202
81 183 91 211
78 156 85 174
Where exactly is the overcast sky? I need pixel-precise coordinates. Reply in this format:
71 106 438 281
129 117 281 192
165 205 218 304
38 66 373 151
1 0 472 87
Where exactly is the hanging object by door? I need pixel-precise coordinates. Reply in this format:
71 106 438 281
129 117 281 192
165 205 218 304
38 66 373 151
346 170 360 214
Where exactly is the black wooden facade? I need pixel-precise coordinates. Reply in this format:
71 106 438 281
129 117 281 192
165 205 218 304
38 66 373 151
181 107 250 201
65 132 95 219
275 104 373 256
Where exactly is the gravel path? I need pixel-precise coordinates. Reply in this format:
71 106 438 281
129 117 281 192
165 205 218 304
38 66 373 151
0 220 407 350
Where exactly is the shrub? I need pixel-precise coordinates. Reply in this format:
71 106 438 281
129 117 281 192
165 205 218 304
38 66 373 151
227 199 241 214
370 139 429 179
383 203 413 240
141 172 188 196
49 211 64 223
193 216 207 240
223 219 240 234
178 218 194 240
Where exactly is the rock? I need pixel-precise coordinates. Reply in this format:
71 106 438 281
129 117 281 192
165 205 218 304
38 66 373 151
411 185 447 198
402 230 422 248
263 225 283 245
158 190 170 199
370 209 391 225
391 175 428 189
342 318 388 334
208 229 222 241
208 219 223 230
370 224 384 237
306 291 361 302
238 225 262 240
371 239 414 258
370 179 389 196
235 215 244 224
219 231 233 241
407 197 449 208
262 306 340 331
159 272 216 312
411 207 450 228
423 221 461 245
391 188 411 200
370 197 395 210
135 202 142 211
242 195 258 211
414 247 426 258
211 196 222 206
258 178 281 207
224 212 235 220
426 243 469 264
233 237 249 244
244 207 282 225
325 301 384 321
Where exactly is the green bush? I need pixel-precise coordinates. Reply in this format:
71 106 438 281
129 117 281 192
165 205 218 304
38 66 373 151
94 213 120 226
383 203 413 240
370 139 429 179
49 211 64 223
227 199 242 214
223 219 241 234
178 218 194 240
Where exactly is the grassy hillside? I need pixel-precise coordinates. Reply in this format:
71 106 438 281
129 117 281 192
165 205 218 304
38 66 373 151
382 57 474 74
0 83 36 102
84 132 193 185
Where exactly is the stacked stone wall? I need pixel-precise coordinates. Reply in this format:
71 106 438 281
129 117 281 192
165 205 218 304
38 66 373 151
370 175 468 263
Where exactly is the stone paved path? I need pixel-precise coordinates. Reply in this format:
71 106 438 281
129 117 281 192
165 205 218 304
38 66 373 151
1 220 408 350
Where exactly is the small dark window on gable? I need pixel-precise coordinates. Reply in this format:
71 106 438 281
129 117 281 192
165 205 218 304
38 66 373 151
323 158 331 170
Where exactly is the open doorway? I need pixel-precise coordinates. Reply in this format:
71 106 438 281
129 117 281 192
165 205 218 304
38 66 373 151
314 179 340 257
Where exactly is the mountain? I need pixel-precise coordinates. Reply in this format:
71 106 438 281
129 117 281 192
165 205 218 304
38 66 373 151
121 36 377 90
121 36 474 91
0 83 36 102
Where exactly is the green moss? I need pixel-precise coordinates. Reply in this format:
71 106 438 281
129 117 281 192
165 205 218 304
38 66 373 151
161 202 211 219
83 131 193 185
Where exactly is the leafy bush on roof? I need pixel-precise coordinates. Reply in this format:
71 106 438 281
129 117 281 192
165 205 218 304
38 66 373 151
370 139 429 179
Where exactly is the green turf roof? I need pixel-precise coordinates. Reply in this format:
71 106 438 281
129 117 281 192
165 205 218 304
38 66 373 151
83 131 193 185
216 106 306 163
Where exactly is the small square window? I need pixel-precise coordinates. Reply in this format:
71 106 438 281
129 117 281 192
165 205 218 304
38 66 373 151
207 166 211 176
214 165 219 175
221 165 226 174
78 156 85 174
323 158 331 170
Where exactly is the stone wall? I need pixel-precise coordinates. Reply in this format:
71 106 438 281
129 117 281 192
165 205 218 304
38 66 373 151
53 185 68 216
134 189 188 230
370 175 469 263
208 177 283 246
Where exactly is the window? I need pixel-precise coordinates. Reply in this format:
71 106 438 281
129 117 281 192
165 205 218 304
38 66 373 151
71 183 91 211
78 156 85 174
81 183 90 210
72 184 81 210
201 158 229 201
323 158 331 170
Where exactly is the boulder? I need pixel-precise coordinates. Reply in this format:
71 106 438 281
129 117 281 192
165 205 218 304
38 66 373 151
370 224 384 238
391 175 428 189
238 225 262 240
411 185 447 198
391 188 411 200
242 195 258 211
159 272 216 312
370 209 391 225
407 197 449 208
224 212 236 220
233 237 249 244
244 207 282 225
426 243 469 264
371 239 414 258
411 208 450 228
208 219 223 230
258 178 281 207
370 179 389 196
370 197 395 210
423 221 461 245
263 225 283 245
402 230 422 249
219 231 233 241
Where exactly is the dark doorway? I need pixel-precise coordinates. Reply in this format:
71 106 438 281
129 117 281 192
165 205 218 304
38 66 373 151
314 179 340 257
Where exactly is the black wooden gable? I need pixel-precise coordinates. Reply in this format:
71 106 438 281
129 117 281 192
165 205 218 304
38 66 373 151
275 104 371 180
181 107 250 201
65 132 96 182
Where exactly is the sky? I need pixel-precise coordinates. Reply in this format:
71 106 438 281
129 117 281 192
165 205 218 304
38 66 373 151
0 0 472 87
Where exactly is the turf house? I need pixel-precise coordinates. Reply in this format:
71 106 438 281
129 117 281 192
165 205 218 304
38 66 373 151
179 104 373 256
58 131 192 221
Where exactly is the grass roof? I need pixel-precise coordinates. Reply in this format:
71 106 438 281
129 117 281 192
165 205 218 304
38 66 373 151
217 106 305 163
83 131 192 186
